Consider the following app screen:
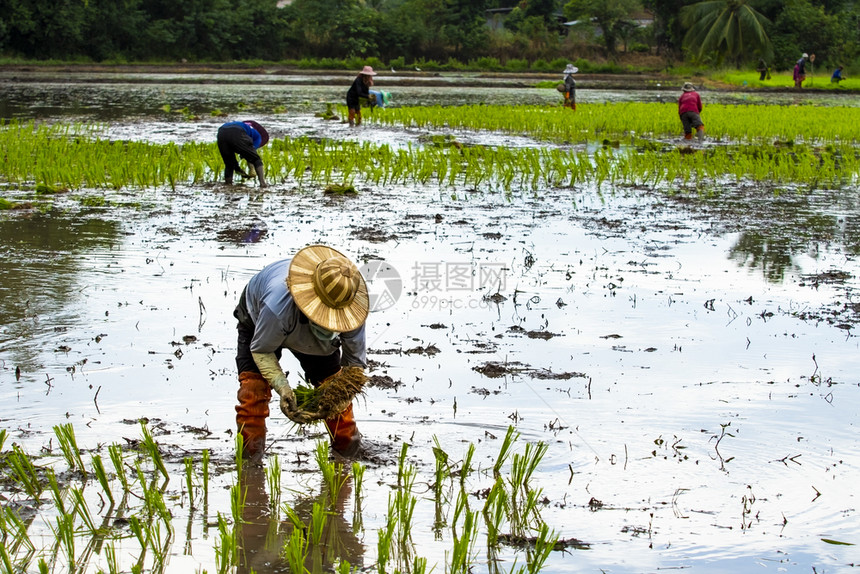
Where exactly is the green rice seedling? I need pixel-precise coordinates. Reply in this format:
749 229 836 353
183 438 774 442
309 501 328 546
396 442 410 488
127 515 147 550
510 441 548 492
394 465 417 549
0 428 6 451
215 513 238 574
52 513 76 570
202 448 210 502
140 421 169 481
283 525 309 574
70 487 98 535
0 545 15 574
525 523 559 574
493 426 520 477
53 423 86 475
7 444 43 499
283 504 306 531
432 436 451 500
147 481 174 531
134 461 150 515
3 506 35 555
449 492 479 574
376 502 397 574
230 482 246 527
45 468 67 515
412 556 428 574
91 454 115 506
108 444 128 492
482 477 509 546
351 461 365 505
104 541 119 574
314 441 349 507
335 559 353 574
184 457 194 506
266 454 282 514
512 487 546 537
459 443 475 487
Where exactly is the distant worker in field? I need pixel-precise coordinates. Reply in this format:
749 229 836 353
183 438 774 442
563 64 578 110
756 59 770 81
233 245 369 460
678 82 705 143
794 53 809 88
346 65 377 127
831 65 845 84
217 120 269 187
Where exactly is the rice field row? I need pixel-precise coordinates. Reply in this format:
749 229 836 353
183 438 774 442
356 102 860 144
1 119 858 201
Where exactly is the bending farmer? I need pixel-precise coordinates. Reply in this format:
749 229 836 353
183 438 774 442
678 82 705 142
345 65 377 127
217 120 269 187
233 245 369 459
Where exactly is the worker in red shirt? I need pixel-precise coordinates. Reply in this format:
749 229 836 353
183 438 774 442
678 82 705 142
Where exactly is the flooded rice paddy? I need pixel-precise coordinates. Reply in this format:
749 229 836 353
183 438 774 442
1 71 859 573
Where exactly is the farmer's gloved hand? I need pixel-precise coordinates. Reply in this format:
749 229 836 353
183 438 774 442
252 350 297 416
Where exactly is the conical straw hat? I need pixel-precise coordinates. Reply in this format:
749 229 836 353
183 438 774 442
287 245 369 332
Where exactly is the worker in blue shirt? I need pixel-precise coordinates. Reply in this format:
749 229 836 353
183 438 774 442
217 120 269 187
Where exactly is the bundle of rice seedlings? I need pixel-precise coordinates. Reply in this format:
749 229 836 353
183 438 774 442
292 367 368 421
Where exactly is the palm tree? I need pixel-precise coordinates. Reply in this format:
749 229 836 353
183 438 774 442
680 0 772 66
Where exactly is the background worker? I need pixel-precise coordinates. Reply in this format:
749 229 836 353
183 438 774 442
233 245 369 459
345 65 377 126
217 120 269 187
678 82 705 142
832 65 845 84
794 53 809 88
563 63 578 110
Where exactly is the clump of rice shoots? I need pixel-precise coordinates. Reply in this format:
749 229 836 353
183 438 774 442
293 367 368 421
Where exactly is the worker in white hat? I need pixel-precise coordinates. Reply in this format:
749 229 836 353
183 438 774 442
233 245 369 459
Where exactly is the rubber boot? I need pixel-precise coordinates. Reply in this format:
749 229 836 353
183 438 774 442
696 126 705 142
684 133 693 140
325 403 361 458
236 371 271 459
348 109 356 127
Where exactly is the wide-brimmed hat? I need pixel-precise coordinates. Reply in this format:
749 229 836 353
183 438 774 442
288 245 369 332
244 120 269 147
802 53 809 59
563 64 578 75
682 82 695 92
360 65 377 76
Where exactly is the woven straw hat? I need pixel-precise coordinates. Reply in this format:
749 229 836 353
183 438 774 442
244 120 269 147
288 245 369 332
682 82 695 92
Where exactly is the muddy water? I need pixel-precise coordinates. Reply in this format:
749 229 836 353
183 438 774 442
1 73 859 573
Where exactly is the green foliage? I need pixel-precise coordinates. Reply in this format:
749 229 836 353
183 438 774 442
681 0 773 66
564 0 644 55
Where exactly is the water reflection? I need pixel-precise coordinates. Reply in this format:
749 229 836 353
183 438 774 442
0 211 122 368
237 464 364 573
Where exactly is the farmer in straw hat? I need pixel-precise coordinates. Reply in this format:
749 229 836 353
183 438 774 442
233 245 369 459
346 65 377 127
562 64 578 110
678 82 705 142
217 120 269 187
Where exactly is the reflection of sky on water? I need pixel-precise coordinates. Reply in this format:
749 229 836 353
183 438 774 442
0 76 858 573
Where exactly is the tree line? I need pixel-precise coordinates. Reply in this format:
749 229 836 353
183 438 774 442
0 0 857 72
